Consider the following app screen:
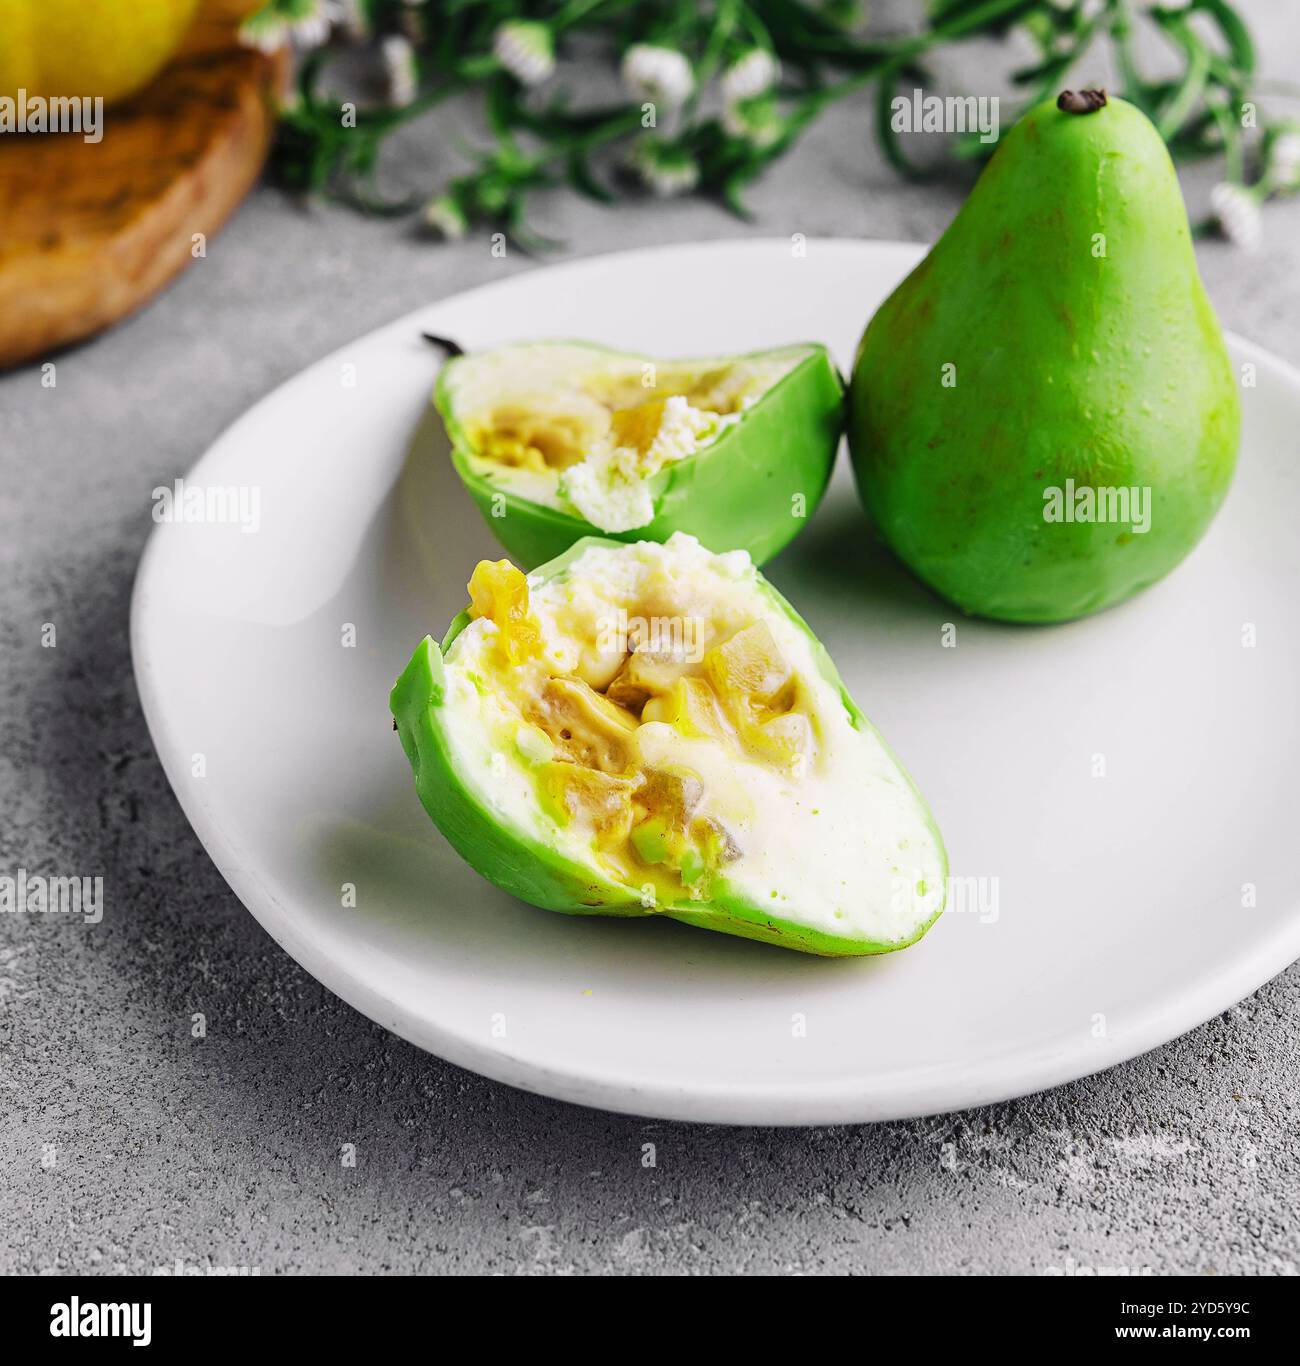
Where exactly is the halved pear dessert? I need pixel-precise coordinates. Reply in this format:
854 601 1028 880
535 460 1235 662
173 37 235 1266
435 341 843 567
391 534 946 956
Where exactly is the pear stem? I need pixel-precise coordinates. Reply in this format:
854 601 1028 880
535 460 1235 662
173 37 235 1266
1057 89 1109 115
422 332 466 357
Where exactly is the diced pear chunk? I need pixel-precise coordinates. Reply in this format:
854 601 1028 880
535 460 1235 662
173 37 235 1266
539 763 635 848
676 844 707 887
704 621 791 707
572 644 627 692
606 644 690 712
634 767 705 832
750 711 814 770
527 677 638 774
467 560 542 666
640 676 731 742
627 767 734 891
688 815 742 871
630 817 670 866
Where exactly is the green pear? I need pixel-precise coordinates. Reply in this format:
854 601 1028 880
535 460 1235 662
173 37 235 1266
848 90 1240 623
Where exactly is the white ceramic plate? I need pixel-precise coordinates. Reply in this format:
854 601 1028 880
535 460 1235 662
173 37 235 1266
131 239 1300 1125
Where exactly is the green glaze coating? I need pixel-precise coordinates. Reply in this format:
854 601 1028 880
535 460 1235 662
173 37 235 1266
848 94 1240 623
390 537 947 957
437 343 845 569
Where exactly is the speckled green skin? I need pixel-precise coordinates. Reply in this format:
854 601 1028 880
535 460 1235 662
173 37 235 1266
390 537 947 957
848 95 1240 623
437 343 844 570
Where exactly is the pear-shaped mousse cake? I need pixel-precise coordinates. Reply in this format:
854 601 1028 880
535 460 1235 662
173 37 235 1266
849 91 1240 623
436 341 844 567
391 534 947 956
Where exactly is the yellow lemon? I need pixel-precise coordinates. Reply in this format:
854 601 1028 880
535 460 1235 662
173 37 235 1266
0 0 201 106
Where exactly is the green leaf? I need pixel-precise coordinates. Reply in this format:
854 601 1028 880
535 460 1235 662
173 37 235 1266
874 71 928 180
259 0 1274 246
1155 20 1212 141
566 149 617 203
1192 0 1256 77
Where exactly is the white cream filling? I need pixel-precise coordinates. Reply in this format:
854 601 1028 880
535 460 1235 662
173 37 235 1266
558 396 740 533
438 535 944 944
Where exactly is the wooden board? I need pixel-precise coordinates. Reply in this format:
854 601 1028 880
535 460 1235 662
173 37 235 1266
0 0 286 369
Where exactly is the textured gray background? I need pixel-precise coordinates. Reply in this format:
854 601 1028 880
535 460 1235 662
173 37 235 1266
3 4 1299 1275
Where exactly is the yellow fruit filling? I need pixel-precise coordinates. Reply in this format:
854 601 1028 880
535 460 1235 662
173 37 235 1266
463 558 821 903
466 362 778 476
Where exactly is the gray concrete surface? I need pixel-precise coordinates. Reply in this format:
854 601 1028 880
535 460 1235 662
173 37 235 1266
3 4 1300 1275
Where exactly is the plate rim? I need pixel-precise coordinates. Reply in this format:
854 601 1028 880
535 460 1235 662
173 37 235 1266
130 236 1300 1125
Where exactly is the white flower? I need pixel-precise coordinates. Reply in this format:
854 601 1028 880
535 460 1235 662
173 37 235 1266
723 97 784 150
1210 182 1262 252
721 49 780 104
238 11 288 53
424 195 468 240
289 0 332 49
628 138 699 197
239 0 331 54
493 21 555 87
621 44 694 111
381 34 418 108
1267 131 1300 191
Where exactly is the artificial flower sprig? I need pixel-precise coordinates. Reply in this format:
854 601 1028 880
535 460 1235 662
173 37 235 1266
244 0 1300 249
